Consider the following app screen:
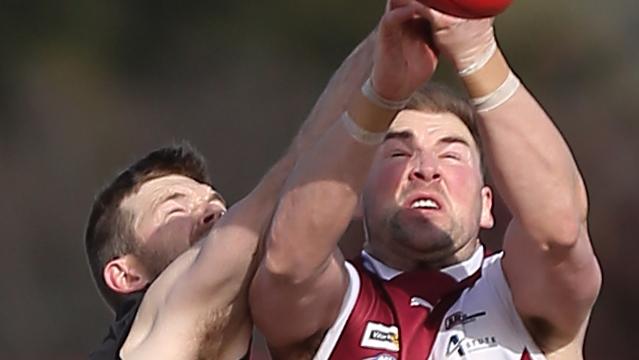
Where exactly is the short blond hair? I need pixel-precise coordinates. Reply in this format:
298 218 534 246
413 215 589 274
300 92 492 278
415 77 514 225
406 83 484 175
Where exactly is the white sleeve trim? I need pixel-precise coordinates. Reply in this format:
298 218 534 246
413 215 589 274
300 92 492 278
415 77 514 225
483 253 546 359
313 262 361 360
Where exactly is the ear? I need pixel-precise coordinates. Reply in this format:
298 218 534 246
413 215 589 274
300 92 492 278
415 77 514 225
479 185 494 229
103 255 149 295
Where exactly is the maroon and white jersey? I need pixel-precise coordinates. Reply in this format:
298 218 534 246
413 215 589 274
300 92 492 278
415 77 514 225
314 246 545 360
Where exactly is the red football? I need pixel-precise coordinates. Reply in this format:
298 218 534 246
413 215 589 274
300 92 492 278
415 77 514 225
421 0 512 18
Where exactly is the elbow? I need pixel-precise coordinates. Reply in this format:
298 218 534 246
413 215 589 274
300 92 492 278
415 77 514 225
570 247 603 312
262 200 350 285
260 206 315 284
537 181 590 251
580 233 603 307
260 231 332 286
257 249 333 290
586 258 603 306
542 214 583 251
534 218 602 310
261 248 308 286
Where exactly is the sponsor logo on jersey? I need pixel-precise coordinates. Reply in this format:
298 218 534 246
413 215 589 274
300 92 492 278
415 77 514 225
444 311 486 330
363 353 398 360
410 296 434 310
446 334 497 357
361 322 400 352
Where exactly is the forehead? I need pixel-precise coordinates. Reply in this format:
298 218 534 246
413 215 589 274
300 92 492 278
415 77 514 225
389 109 476 147
120 174 211 212
137 174 206 196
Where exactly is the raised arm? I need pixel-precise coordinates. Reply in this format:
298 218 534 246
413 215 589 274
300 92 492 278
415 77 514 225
120 21 386 360
160 29 378 312
251 0 439 352
427 10 601 352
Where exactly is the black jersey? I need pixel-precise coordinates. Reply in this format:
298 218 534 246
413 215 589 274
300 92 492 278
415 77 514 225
89 290 145 360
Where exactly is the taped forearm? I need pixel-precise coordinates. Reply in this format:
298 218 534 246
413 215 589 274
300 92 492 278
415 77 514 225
463 47 587 246
265 83 401 281
460 48 520 113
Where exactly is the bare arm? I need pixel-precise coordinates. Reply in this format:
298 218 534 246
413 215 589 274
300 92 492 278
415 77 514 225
428 10 601 351
251 0 439 350
477 66 601 349
161 30 377 312
124 21 378 360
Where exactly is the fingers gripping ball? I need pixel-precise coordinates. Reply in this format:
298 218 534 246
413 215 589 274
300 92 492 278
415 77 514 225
421 0 512 18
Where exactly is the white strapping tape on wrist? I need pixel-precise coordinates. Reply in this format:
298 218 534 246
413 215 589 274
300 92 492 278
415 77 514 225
361 78 410 110
458 42 498 77
471 71 521 112
340 112 387 145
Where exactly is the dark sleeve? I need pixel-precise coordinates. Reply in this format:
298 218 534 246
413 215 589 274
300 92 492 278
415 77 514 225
88 291 146 360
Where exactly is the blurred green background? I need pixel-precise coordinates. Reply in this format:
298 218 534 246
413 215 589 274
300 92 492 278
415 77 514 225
0 0 637 358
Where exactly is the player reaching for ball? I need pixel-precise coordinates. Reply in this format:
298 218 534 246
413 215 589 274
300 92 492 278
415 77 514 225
86 33 376 360
249 0 601 359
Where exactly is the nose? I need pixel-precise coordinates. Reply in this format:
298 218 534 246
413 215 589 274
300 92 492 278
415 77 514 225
189 200 224 243
182 199 222 245
198 200 225 226
195 186 225 221
191 190 225 231
408 152 441 183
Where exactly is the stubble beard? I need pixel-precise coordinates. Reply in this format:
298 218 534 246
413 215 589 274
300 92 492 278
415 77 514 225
134 242 182 282
388 209 468 268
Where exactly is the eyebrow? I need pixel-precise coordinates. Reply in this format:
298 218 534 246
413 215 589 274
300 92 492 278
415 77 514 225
158 189 226 206
383 130 414 143
384 131 470 147
438 135 471 148
152 191 186 211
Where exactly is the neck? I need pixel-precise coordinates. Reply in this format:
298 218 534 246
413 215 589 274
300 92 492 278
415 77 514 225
365 238 480 272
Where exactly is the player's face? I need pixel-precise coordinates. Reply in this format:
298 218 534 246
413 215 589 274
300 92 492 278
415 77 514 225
363 110 493 265
121 174 226 276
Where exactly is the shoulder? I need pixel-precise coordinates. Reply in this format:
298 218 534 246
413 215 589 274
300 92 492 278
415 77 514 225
430 252 547 359
470 252 545 353
476 251 516 315
89 295 143 360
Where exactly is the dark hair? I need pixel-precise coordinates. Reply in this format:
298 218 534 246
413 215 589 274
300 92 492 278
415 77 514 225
85 143 210 310
406 83 484 174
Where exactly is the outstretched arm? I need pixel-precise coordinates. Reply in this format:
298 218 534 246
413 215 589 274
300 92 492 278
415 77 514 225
160 29 378 314
122 21 378 360
251 0 439 352
427 10 601 352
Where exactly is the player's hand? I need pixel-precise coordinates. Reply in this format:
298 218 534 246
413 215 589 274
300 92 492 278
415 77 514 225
422 8 496 73
371 0 438 102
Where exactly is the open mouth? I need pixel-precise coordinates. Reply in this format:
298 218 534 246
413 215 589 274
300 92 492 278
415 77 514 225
410 198 441 210
404 191 444 212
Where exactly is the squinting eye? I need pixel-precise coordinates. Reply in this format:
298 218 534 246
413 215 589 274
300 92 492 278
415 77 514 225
167 207 184 216
442 152 462 160
391 151 409 158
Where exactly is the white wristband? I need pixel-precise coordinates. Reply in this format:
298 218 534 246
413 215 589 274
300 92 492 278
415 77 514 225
471 71 521 112
340 112 387 145
458 42 498 77
361 78 410 110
